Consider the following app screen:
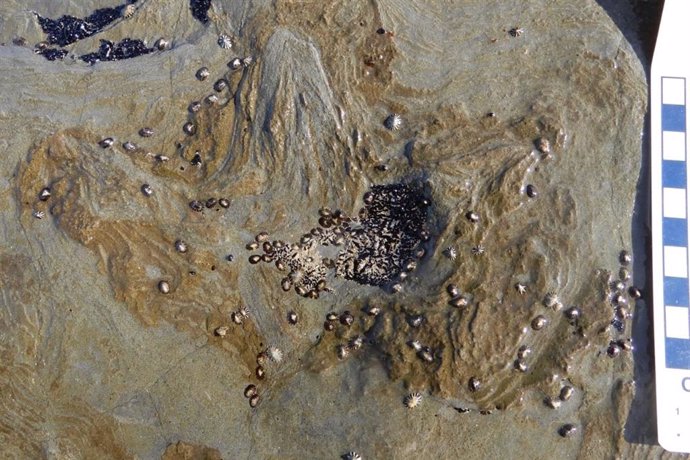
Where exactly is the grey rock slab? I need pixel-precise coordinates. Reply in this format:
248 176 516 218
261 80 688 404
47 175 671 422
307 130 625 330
0 0 652 459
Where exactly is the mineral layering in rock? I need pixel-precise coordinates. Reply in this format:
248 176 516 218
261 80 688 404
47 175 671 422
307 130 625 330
0 0 656 458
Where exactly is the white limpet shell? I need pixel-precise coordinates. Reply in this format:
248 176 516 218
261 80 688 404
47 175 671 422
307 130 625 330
404 392 423 409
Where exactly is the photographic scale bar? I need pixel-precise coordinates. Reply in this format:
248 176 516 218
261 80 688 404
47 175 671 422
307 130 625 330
652 0 690 452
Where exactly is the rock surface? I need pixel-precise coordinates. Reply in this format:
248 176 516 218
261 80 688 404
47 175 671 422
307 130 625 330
0 0 660 458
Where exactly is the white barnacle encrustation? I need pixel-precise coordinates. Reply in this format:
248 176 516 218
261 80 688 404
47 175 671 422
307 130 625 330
611 279 626 293
123 141 137 151
244 384 257 398
39 187 51 201
267 346 283 363
213 78 228 92
228 58 242 70
196 67 210 81
560 385 574 401
442 246 457 261
407 314 423 328
337 345 349 360
611 292 627 307
290 269 304 284
342 452 362 460
154 38 169 51
287 311 298 324
559 424 577 438
449 296 468 308
231 312 243 324
348 336 364 350
281 277 292 292
404 392 423 409
418 348 434 363
365 305 381 316
517 346 531 360
217 34 233 49
183 122 196 135
175 240 187 253
384 113 402 131
122 4 136 18
628 286 642 300
544 397 561 409
407 340 422 351
158 280 170 294
214 326 229 337
564 306 581 321
514 358 528 372
535 137 551 155
543 291 560 309
99 137 114 148
188 101 201 113
34 41 48 52
509 27 524 37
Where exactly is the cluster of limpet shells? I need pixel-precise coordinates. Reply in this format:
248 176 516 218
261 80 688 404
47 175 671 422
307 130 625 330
246 229 332 299
320 309 371 360
246 183 431 297
607 250 641 333
90 41 256 216
239 345 285 408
